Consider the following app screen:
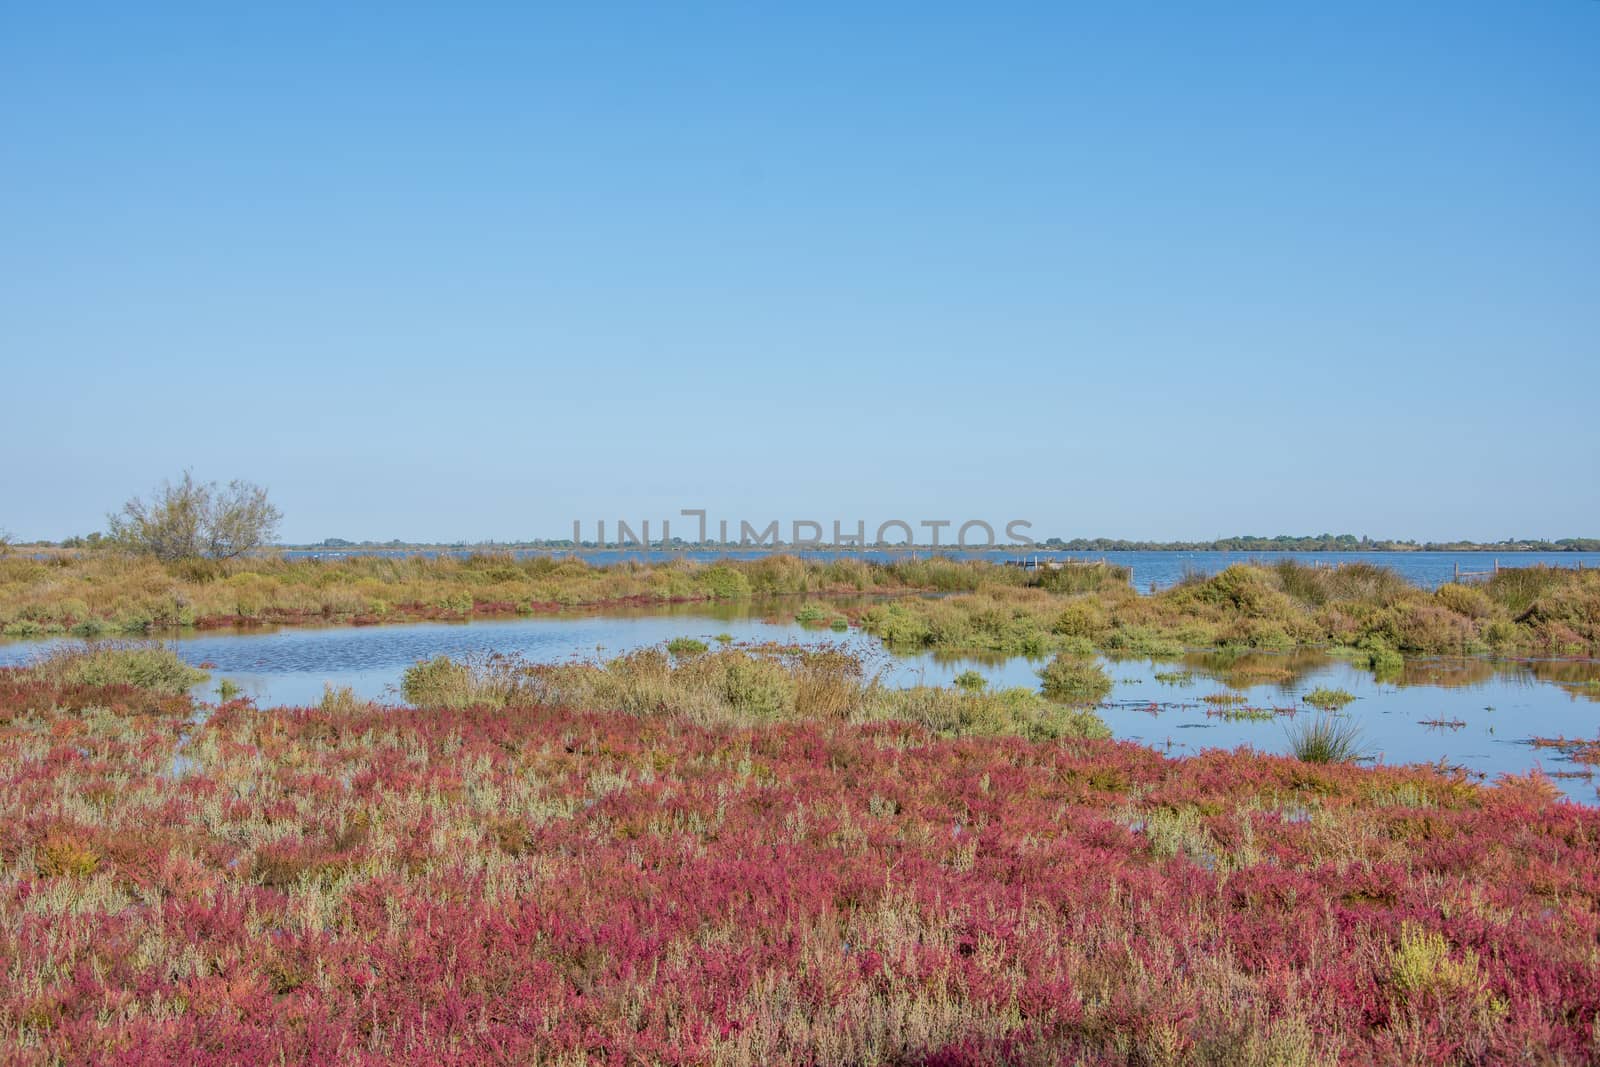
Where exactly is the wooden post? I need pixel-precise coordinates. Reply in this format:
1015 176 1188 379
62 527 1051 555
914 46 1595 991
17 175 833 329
1454 561 1460 580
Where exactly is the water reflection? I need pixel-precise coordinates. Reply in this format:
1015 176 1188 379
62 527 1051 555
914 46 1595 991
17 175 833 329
1178 649 1331 693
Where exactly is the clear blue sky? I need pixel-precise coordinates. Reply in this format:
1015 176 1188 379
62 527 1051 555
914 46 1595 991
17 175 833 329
3 3 1595 543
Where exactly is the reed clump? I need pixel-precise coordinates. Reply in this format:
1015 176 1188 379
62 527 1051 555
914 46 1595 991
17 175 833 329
1287 715 1368 764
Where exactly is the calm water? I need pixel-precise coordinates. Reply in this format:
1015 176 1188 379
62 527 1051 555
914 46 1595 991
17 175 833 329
277 548 1600 592
5 605 1598 803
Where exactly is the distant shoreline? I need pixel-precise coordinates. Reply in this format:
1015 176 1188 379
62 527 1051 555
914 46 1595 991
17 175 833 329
23 540 1600 555
284 543 1599 555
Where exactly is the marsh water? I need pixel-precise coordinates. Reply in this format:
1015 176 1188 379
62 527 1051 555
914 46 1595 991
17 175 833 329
4 601 1598 803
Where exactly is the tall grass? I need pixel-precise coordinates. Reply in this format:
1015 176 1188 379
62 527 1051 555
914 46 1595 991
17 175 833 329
1483 564 1582 615
1287 715 1367 764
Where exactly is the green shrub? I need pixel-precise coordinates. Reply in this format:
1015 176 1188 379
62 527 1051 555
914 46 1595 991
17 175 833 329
952 670 987 692
1055 635 1097 657
714 654 794 719
1434 582 1493 619
1101 625 1184 658
1483 619 1519 650
400 654 523 709
1033 562 1131 594
31 643 207 695
401 656 479 708
1272 559 1330 606
1175 565 1293 617
320 684 367 714
1038 654 1112 705
1356 636 1406 677
1223 619 1295 651
666 637 709 657
1051 598 1108 640
745 555 810 595
700 566 751 599
1483 565 1572 615
861 603 934 649
1303 687 1355 711
1388 923 1492 1009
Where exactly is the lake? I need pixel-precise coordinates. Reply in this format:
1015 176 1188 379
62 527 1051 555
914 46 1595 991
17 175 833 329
5 602 1598 803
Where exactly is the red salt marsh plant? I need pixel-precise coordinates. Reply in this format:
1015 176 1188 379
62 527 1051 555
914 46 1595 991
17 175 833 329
2 659 1600 1065
1529 734 1600 772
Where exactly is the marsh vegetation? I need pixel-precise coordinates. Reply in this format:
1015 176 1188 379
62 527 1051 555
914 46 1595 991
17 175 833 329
5 553 1596 673
1 645 1595 1062
398 644 1111 743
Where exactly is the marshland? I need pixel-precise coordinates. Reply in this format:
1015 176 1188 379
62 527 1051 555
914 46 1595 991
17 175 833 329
4 551 1599 794
8 2 1600 1061
4 629 1599 1063
7 490 1600 1063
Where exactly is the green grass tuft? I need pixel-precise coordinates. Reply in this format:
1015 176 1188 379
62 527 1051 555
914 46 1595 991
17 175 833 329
1287 715 1367 764
1303 687 1356 711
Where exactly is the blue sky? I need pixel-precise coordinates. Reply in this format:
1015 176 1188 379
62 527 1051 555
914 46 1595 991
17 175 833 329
2 3 1595 543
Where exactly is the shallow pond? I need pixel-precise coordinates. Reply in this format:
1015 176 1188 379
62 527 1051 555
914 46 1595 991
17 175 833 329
4 605 1598 802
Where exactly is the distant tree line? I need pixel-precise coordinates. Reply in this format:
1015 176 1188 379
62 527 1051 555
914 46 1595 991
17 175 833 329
24 527 1600 554
1036 535 1600 553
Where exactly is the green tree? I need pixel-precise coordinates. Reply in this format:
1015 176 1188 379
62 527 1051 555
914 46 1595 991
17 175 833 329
109 471 282 562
